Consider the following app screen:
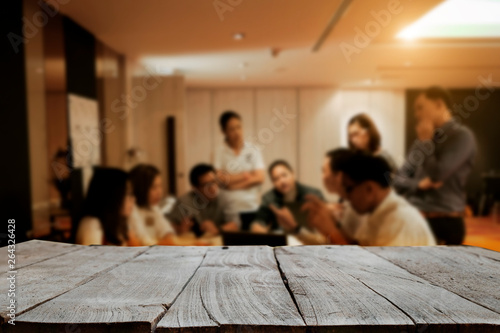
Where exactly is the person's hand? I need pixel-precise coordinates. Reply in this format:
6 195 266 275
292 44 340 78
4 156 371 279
301 195 337 236
175 218 194 235
269 204 297 232
200 220 219 236
327 202 344 221
416 119 434 141
418 177 443 190
215 170 230 188
221 221 239 232
241 171 251 180
250 223 269 234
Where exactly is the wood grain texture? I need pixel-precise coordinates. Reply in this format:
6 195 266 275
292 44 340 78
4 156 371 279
368 246 500 315
0 245 147 324
156 246 305 333
460 245 500 262
13 246 208 333
0 240 83 271
276 246 500 332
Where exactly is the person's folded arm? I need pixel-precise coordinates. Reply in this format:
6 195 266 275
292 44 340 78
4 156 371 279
227 169 264 190
392 142 421 195
423 131 475 183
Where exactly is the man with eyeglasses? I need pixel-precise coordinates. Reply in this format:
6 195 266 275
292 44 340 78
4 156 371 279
305 151 436 246
167 163 238 236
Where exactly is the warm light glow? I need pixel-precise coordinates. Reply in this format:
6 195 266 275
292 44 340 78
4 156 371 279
397 0 500 40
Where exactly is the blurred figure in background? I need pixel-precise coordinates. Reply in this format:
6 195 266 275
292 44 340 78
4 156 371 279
214 111 265 227
321 148 366 242
306 152 436 246
167 163 238 236
394 87 477 245
51 148 71 210
348 113 398 172
128 164 176 246
250 160 326 244
76 168 135 245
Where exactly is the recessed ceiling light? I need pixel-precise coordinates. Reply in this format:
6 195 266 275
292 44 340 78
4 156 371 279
233 33 245 40
397 0 500 40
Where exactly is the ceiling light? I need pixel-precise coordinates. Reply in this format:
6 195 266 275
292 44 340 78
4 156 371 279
397 0 500 40
233 33 245 40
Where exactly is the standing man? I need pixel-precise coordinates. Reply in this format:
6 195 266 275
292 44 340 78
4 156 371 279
394 86 477 245
214 111 265 227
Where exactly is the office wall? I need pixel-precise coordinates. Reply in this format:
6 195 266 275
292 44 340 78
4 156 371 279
96 41 128 168
132 75 187 195
24 0 50 210
185 88 405 199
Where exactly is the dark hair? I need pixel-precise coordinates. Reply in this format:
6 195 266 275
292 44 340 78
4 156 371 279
348 113 381 154
268 160 293 177
80 168 129 245
326 148 355 173
189 163 215 187
421 86 453 110
219 110 241 131
129 164 160 208
337 152 392 188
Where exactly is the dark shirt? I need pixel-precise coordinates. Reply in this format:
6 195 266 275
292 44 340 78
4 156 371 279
394 119 476 213
254 182 325 231
167 190 228 228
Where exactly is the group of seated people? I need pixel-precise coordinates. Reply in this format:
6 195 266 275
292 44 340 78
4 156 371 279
76 86 476 247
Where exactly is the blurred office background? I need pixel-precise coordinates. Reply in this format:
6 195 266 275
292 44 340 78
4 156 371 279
1 0 500 248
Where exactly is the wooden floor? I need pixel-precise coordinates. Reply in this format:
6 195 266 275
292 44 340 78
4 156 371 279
464 217 500 252
1 240 499 332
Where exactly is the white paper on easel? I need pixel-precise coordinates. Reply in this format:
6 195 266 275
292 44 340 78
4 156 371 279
68 94 100 195
68 94 101 168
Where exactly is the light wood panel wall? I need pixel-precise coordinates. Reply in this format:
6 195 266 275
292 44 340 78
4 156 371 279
132 75 187 195
185 88 405 199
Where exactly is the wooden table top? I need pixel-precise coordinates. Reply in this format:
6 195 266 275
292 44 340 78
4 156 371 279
1 240 499 332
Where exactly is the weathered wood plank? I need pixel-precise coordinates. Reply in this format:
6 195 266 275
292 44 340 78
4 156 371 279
12 246 208 333
0 245 147 324
156 246 305 333
275 246 414 332
276 246 500 332
0 240 84 271
460 246 500 262
368 246 500 315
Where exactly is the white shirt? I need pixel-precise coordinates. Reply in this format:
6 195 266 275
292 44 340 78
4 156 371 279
76 217 104 245
214 141 265 216
128 205 175 246
339 203 366 241
354 190 437 246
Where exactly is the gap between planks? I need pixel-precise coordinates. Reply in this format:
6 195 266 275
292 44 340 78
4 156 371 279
150 247 210 332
